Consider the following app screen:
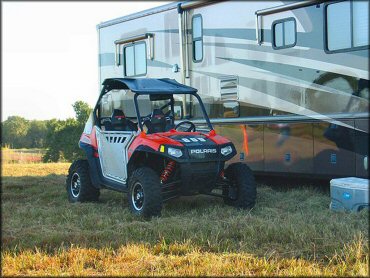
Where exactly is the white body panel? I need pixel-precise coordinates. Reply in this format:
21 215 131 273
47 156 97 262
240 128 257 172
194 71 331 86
96 127 136 184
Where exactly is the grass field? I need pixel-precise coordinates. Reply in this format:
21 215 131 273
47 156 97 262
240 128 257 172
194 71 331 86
1 163 369 276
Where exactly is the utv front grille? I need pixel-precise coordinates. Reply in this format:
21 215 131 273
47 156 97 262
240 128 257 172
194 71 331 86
187 146 219 160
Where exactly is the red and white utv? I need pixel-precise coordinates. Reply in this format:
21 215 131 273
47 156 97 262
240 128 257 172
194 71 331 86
66 78 256 217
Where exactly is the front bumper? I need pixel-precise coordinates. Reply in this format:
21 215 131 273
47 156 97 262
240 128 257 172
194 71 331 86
178 161 224 194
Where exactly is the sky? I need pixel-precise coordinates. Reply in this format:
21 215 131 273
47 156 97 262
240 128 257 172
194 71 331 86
2 1 171 121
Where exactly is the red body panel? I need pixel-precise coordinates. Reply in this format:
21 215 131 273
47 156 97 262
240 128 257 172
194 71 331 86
80 126 98 149
207 132 231 145
127 129 232 159
128 131 183 159
81 126 232 160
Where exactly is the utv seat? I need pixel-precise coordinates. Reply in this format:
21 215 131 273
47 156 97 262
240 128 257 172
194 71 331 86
106 109 137 132
144 109 168 134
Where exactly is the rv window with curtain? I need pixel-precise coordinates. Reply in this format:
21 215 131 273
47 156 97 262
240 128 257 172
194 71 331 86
123 42 147 76
272 18 296 49
192 15 203 62
326 0 369 52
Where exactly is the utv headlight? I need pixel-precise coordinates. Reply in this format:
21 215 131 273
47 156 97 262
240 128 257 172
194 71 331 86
221 145 233 156
168 147 183 158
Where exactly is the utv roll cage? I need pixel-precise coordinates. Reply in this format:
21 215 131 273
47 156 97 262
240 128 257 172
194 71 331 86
94 78 213 131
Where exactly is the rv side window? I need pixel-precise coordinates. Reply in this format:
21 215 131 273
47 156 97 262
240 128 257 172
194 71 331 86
272 18 296 50
192 14 203 62
326 1 369 52
123 42 147 76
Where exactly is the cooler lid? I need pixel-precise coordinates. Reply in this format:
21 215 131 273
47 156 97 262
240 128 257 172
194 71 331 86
330 177 369 190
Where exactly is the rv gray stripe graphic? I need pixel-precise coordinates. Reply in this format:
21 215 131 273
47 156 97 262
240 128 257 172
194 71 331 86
192 69 365 132
153 27 367 58
195 69 353 100
204 42 368 71
216 57 369 84
148 60 172 68
153 28 265 40
99 53 172 68
100 53 115 67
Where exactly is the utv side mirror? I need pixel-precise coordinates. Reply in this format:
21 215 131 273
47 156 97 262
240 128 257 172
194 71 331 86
223 101 240 118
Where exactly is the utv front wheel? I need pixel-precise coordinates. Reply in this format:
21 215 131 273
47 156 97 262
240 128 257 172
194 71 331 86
223 163 256 209
66 160 100 202
128 167 162 218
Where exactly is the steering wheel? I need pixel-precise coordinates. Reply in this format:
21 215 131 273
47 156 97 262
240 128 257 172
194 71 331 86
175 121 196 132
100 117 111 125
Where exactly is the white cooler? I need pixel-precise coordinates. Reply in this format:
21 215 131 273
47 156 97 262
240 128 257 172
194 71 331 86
330 177 369 212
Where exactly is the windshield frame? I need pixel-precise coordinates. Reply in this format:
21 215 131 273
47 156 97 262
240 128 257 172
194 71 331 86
134 92 213 131
93 84 213 132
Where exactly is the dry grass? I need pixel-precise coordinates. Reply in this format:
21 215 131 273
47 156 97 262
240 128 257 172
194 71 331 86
1 163 369 276
1 162 69 177
2 239 368 276
1 148 45 164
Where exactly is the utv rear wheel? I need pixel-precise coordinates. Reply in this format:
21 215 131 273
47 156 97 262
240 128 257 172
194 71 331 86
223 163 256 209
66 160 100 202
128 167 162 218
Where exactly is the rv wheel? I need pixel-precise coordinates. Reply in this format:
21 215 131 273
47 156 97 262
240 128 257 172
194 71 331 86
128 167 162 218
66 160 100 202
223 163 256 209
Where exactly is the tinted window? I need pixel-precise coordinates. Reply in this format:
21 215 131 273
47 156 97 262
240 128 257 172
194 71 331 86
326 0 369 52
327 1 351 51
124 46 135 77
284 20 296 45
134 43 146 75
272 18 296 49
353 0 369 47
192 15 203 62
194 41 203 61
124 42 146 76
274 23 284 47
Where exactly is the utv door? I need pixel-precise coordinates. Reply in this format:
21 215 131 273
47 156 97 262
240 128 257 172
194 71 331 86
96 127 134 185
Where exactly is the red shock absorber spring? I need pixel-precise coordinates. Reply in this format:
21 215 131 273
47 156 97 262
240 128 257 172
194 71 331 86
160 160 176 183
220 169 225 179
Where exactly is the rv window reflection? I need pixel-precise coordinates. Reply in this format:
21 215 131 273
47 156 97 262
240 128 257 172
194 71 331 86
223 101 240 118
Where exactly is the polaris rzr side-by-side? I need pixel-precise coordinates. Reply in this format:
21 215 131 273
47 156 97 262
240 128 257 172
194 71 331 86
67 78 256 217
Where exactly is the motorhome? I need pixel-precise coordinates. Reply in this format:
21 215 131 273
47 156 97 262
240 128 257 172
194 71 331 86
96 0 369 179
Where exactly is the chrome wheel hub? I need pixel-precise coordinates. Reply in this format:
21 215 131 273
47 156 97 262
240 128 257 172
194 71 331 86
131 182 144 211
70 173 81 198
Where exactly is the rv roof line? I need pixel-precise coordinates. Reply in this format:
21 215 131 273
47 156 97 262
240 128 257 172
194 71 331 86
97 1 225 29
179 0 224 11
255 0 324 16
97 2 179 29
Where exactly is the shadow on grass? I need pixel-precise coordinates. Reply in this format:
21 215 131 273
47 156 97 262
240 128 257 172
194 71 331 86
256 175 330 194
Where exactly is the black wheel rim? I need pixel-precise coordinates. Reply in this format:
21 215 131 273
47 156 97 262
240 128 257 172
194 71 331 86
131 182 144 211
70 173 81 198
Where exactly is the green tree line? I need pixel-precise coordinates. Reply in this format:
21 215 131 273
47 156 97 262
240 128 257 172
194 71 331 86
1 101 92 162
